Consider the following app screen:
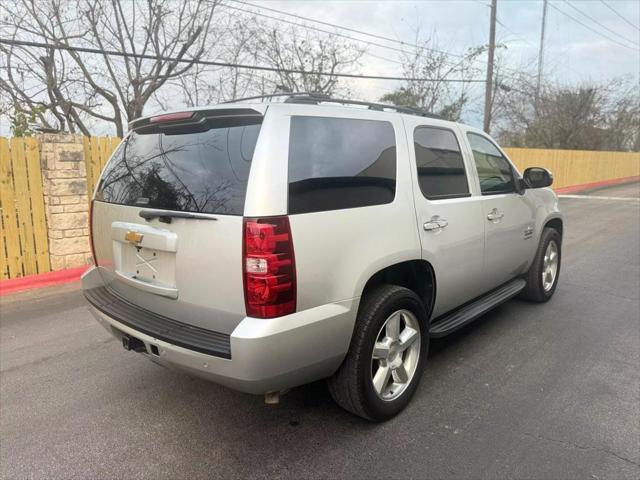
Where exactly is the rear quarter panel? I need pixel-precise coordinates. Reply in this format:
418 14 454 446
250 105 422 312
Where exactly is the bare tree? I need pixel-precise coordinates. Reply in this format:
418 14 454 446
155 13 271 107
255 25 365 96
494 76 639 151
213 15 271 102
478 52 535 133
380 31 484 120
601 78 640 151
1 0 220 136
0 27 85 134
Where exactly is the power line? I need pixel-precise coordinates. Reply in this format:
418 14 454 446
218 2 469 70
495 17 536 48
547 2 639 51
224 0 534 80
599 0 640 32
217 3 407 67
0 38 487 83
222 0 510 78
473 0 585 80
221 1 484 74
220 2 416 58
563 0 639 47
363 50 405 66
235 0 587 96
225 0 470 60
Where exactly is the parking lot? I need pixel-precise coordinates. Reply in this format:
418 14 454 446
1 183 638 479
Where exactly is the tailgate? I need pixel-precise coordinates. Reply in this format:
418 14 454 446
92 202 244 335
90 109 264 335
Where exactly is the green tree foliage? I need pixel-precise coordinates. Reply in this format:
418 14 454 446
10 103 45 136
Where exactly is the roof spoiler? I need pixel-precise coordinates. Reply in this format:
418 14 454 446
129 108 263 134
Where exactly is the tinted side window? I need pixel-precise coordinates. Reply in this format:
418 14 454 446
288 117 396 214
467 133 515 195
414 127 469 199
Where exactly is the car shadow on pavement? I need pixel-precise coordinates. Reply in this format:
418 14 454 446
166 299 524 427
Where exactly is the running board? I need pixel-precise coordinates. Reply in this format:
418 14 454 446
429 279 526 338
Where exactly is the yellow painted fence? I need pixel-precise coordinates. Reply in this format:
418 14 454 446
505 148 640 189
0 138 50 279
0 134 639 280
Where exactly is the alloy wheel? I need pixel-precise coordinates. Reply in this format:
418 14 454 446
542 240 559 292
370 309 421 401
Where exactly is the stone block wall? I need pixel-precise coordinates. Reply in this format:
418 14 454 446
39 134 92 270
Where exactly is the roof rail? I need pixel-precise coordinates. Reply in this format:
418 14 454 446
285 95 443 119
222 92 443 119
220 92 326 104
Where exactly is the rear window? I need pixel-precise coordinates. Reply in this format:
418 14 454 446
96 118 262 215
288 116 396 214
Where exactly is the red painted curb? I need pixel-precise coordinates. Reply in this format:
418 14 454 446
555 176 640 194
0 266 90 296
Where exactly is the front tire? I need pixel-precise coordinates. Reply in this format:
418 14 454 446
521 227 562 302
327 284 429 421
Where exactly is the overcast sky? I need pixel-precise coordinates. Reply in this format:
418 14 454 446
1 0 638 135
259 0 640 87
260 0 639 104
227 0 640 126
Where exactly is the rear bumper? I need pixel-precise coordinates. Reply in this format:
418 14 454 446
82 267 356 394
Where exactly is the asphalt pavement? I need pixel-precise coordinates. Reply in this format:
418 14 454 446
1 183 639 479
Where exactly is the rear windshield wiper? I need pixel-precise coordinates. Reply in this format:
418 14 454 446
139 209 218 224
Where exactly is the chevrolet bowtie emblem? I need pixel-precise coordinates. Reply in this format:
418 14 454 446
125 231 144 246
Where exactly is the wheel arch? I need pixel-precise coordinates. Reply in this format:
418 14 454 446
544 216 564 238
358 259 436 320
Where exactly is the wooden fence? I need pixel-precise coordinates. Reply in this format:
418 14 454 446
0 134 639 281
505 148 640 189
0 138 50 279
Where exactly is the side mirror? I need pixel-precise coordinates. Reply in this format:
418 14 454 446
523 167 553 189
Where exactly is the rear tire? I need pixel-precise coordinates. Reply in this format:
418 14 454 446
327 284 429 421
520 227 562 302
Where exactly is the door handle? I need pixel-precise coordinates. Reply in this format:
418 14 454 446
424 216 448 232
487 209 504 222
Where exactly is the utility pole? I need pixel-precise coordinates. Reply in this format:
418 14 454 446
536 0 548 107
483 0 497 133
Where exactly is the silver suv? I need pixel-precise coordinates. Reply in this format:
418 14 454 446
82 95 562 421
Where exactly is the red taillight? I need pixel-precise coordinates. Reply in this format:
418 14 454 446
149 111 194 123
243 216 296 318
88 200 97 266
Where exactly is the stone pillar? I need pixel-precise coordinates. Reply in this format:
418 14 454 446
39 134 92 271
